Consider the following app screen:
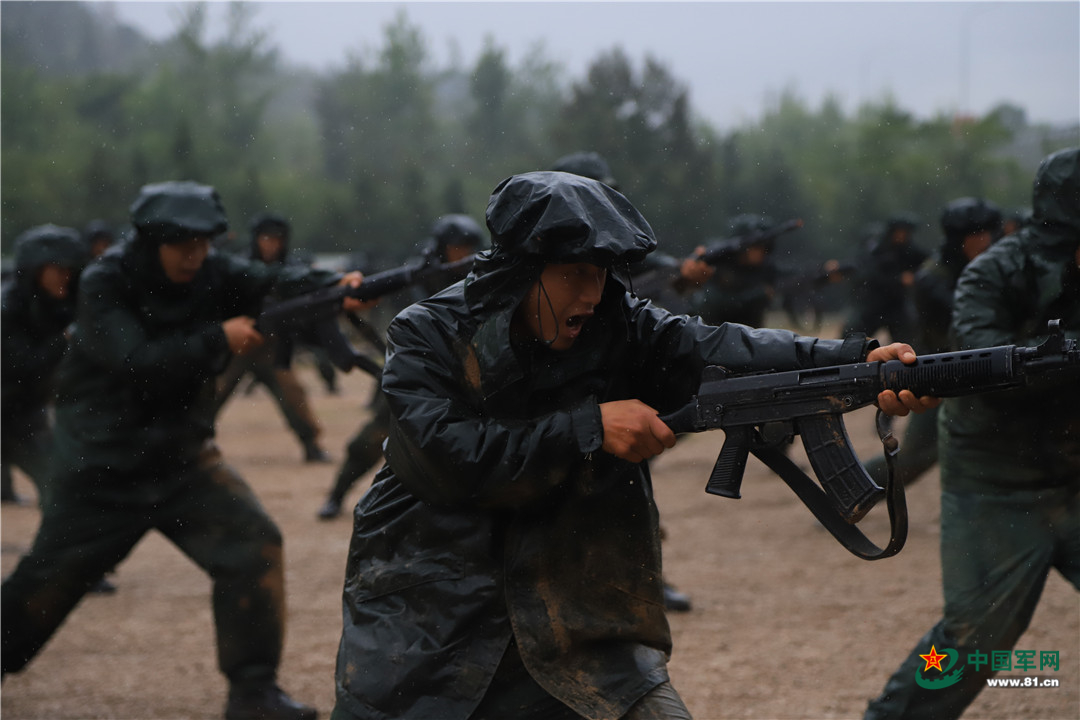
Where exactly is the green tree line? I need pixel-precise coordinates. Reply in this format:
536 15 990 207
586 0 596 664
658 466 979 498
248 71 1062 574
3 1 1076 268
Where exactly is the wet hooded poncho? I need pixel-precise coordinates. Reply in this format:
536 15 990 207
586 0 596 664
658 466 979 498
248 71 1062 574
333 171 876 720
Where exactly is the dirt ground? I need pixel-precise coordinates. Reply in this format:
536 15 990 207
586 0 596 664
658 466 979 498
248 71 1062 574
2 346 1078 719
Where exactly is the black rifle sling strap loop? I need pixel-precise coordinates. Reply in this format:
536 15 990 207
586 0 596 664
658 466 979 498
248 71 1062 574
751 411 907 560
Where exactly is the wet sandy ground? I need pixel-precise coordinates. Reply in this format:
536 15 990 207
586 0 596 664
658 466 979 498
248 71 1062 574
3 356 1076 719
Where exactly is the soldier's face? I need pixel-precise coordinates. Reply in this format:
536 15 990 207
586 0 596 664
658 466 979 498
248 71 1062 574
516 262 607 351
37 263 74 299
443 243 473 263
256 233 285 263
159 235 211 284
890 228 911 245
962 230 994 261
90 238 112 258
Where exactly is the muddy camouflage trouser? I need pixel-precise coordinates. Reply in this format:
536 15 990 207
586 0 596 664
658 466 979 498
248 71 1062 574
1 418 55 505
1 443 286 682
327 392 391 504
215 343 322 447
863 481 1080 719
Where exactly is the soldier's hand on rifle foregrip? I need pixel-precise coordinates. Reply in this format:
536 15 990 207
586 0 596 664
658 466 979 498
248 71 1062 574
339 271 375 312
679 247 714 285
600 399 678 463
222 316 264 356
866 342 942 416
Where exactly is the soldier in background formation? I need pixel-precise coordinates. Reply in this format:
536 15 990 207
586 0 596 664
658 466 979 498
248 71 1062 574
862 197 1002 488
214 213 333 463
1 226 88 506
1 181 365 720
865 147 1079 720
843 214 928 342
82 219 116 258
316 214 486 520
682 213 783 328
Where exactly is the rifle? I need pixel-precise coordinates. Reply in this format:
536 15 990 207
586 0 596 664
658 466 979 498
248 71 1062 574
660 321 1079 560
698 217 804 265
257 254 474 375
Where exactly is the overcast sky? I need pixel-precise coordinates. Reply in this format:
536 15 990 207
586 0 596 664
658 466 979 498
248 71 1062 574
102 1 1080 131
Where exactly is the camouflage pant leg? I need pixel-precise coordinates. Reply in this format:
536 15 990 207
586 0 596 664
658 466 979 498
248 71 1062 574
215 351 258 416
1 420 55 505
328 394 391 503
864 483 1079 720
272 366 321 442
1 475 149 674
0 461 14 499
158 443 285 683
216 348 320 445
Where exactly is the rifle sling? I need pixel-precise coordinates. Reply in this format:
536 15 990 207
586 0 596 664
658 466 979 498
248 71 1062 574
750 426 907 560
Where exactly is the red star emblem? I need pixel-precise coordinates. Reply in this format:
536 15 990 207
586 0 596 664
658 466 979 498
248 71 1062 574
920 645 948 673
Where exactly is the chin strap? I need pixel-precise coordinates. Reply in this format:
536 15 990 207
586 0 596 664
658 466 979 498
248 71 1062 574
535 275 560 346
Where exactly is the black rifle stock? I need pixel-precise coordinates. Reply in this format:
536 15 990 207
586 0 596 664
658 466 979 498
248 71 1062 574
257 255 474 373
698 217 804 265
660 321 1078 559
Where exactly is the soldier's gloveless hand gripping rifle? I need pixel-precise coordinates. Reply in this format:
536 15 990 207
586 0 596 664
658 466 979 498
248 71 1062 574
257 254 475 376
659 321 1079 560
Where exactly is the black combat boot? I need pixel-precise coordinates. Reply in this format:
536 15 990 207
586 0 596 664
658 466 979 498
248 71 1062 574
302 440 332 464
662 581 692 612
224 681 317 720
316 496 342 520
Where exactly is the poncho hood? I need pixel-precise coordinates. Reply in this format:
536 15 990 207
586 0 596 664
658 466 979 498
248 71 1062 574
466 171 656 314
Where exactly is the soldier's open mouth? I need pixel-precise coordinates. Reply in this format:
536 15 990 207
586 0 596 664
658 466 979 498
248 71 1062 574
566 314 589 328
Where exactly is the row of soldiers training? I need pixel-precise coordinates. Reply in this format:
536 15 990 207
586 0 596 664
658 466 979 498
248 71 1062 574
2 146 1077 720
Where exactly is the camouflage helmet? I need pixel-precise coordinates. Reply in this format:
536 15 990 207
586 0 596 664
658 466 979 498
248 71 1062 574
940 197 1002 242
130 181 228 244
728 213 775 237
884 212 919 235
550 151 618 190
430 214 486 250
13 224 89 278
82 219 114 244
1031 146 1080 235
249 212 291 240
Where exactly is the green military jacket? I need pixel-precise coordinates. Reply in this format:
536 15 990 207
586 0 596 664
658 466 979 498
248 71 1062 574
941 153 1080 489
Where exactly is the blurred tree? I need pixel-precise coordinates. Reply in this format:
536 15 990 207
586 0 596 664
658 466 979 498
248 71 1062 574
552 48 720 255
313 11 441 259
0 0 1062 269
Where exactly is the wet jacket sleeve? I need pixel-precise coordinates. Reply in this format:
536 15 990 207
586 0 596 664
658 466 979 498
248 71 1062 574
381 310 599 510
624 297 873 406
74 256 341 385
